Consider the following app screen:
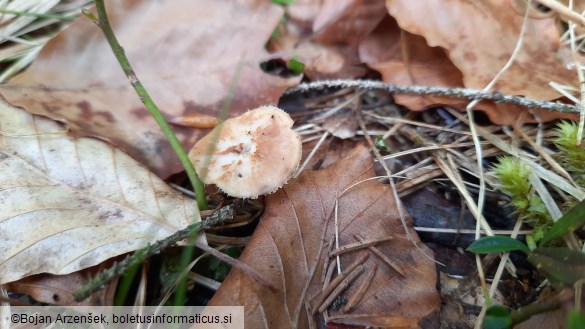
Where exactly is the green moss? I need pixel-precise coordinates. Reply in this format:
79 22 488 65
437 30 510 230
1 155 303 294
493 157 531 197
554 121 585 184
492 157 552 244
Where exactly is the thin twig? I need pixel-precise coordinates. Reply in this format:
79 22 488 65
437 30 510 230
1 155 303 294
73 205 235 301
342 265 376 313
317 265 364 313
353 234 405 277
536 0 585 27
194 241 278 293
329 236 393 257
470 4 531 325
285 80 579 114
310 254 368 314
357 103 440 267
87 1 207 210
323 260 336 291
295 130 329 178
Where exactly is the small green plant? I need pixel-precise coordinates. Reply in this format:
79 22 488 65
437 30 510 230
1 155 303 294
374 136 392 152
286 56 305 75
269 0 294 39
270 15 287 39
492 156 551 246
555 121 585 185
468 199 585 328
478 134 585 328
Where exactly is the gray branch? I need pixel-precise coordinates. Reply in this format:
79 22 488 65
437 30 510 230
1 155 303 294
285 80 579 114
73 205 235 302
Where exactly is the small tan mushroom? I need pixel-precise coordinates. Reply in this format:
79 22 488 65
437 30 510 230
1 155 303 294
188 106 302 198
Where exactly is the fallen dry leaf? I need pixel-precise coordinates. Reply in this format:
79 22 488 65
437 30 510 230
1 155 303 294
5 261 118 306
270 0 385 80
292 41 367 80
287 0 323 22
359 16 466 111
386 0 573 99
0 0 299 179
209 145 439 328
0 100 200 284
383 0 581 123
359 10 578 125
312 0 387 45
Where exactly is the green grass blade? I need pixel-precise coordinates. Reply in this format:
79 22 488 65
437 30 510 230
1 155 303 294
528 247 585 285
568 310 585 329
540 198 585 245
483 305 512 329
467 236 529 255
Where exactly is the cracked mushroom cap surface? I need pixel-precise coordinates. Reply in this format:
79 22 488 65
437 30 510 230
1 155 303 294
189 106 302 198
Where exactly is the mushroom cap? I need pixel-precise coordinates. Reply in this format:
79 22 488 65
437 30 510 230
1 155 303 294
188 106 302 198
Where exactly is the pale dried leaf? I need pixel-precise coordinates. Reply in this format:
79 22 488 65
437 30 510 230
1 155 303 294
209 145 439 328
0 101 200 284
0 0 299 178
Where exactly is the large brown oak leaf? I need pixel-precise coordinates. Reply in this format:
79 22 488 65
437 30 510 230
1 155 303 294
209 145 440 328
